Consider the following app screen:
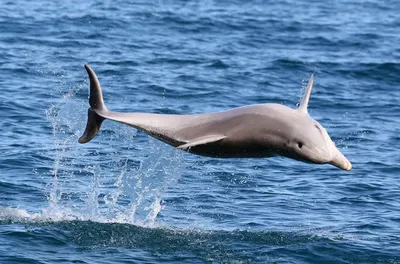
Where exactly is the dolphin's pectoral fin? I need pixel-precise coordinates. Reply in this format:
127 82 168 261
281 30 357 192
177 135 227 150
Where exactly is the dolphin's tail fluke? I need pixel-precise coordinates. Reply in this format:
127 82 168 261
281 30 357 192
78 64 108 144
78 108 105 143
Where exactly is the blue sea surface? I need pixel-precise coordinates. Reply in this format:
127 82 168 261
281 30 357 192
1 0 400 263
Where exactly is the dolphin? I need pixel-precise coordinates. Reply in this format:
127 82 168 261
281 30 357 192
78 64 351 171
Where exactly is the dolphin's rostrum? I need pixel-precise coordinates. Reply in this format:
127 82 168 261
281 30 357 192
79 64 351 171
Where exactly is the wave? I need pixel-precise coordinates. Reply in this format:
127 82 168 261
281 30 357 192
2 206 399 263
0 207 328 261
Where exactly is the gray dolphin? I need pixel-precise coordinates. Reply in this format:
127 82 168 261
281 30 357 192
78 64 351 171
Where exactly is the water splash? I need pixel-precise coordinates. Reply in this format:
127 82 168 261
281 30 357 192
126 137 183 226
42 84 183 226
45 87 84 214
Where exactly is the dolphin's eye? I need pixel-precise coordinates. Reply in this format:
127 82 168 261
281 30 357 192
298 142 303 148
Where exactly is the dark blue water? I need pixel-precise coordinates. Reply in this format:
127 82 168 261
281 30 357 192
1 0 400 263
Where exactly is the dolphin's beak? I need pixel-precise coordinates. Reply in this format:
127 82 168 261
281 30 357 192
330 149 352 171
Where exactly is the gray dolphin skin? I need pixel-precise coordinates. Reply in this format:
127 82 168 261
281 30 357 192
79 64 351 171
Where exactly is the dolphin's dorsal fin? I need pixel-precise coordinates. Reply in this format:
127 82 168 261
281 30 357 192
298 73 314 114
177 135 227 150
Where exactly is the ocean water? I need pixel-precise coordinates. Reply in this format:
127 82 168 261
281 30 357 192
1 0 400 263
